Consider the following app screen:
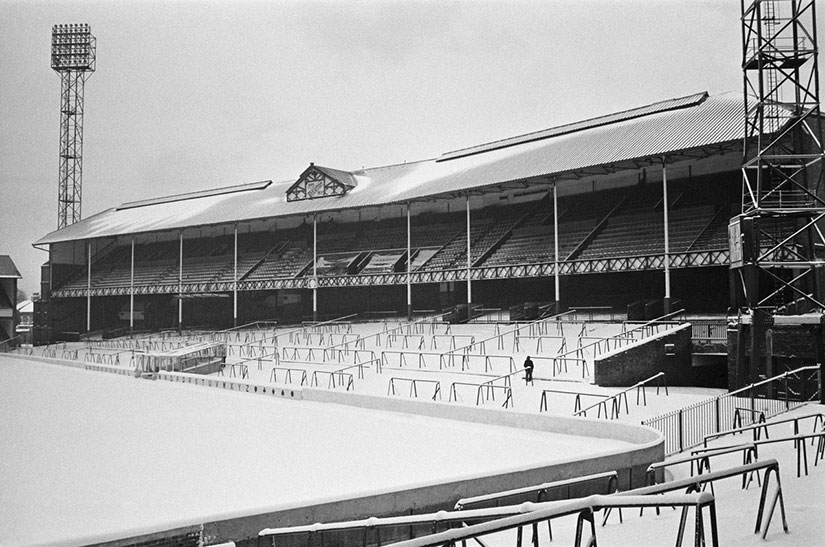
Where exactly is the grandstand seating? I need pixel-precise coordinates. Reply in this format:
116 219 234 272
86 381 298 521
53 174 741 292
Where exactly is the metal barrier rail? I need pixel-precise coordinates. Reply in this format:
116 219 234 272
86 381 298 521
573 373 667 420
643 365 821 455
513 334 565 354
455 470 620 510
310 369 354 391
449 381 513 408
387 377 442 401
480 315 680 388
430 334 476 351
375 493 717 547
259 493 717 547
269 366 308 386
614 458 787 540
83 352 122 366
703 412 825 447
749 432 825 478
539 389 609 414
447 311 570 356
647 443 759 491
381 350 460 370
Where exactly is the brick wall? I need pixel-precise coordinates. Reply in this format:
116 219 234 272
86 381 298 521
594 324 693 386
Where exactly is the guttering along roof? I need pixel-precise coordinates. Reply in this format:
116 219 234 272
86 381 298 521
35 91 758 246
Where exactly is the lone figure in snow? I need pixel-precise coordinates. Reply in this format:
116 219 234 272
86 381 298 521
523 355 534 385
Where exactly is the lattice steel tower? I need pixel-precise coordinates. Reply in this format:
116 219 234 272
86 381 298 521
732 0 825 312
51 23 96 229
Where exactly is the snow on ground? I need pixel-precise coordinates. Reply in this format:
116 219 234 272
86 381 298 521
8 319 822 546
466 404 825 547
0 356 631 547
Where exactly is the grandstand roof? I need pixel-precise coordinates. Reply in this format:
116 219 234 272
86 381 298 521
0 256 21 279
35 91 765 246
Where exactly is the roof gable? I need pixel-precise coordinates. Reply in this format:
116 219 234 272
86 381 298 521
0 255 21 279
286 164 357 202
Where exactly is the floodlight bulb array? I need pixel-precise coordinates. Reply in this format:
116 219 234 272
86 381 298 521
51 23 95 71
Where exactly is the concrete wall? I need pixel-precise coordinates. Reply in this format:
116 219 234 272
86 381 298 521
594 324 692 386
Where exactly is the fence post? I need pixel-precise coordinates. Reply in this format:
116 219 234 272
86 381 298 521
715 397 721 434
678 409 684 453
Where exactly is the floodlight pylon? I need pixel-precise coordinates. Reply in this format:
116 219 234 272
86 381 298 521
732 0 825 314
51 23 96 229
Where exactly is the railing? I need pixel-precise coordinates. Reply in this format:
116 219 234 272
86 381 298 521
269 366 308 386
690 319 728 343
387 377 442 401
449 381 513 408
0 335 23 353
572 373 668 420
259 493 718 547
643 365 821 455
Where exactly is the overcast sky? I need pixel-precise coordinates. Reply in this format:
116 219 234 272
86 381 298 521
1 0 816 297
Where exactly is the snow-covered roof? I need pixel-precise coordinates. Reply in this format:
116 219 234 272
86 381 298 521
0 256 21 278
35 91 756 246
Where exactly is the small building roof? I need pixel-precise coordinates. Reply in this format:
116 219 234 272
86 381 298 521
34 91 773 246
0 256 21 279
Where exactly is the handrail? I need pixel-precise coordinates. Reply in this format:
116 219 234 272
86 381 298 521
727 365 820 398
444 309 569 357
617 458 787 539
325 311 453 353
455 470 619 509
703 412 825 447
643 364 822 455
573 372 668 419
259 493 717 547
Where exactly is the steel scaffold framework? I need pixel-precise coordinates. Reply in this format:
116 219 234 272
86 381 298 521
51 24 96 229
735 0 825 312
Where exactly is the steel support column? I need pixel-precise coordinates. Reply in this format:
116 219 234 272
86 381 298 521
313 214 318 322
178 231 183 331
466 194 472 308
406 202 412 320
86 240 91 332
662 158 672 313
130 236 134 333
553 181 561 314
233 224 238 328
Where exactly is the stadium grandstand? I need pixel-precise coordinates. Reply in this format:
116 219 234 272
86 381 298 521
33 90 753 342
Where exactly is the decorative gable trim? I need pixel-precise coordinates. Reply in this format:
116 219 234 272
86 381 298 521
286 163 357 202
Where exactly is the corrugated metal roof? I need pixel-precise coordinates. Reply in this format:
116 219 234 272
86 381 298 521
314 165 359 188
438 91 710 161
118 180 272 211
0 256 22 278
35 91 768 246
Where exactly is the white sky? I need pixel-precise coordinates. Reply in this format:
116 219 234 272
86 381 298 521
1 0 817 296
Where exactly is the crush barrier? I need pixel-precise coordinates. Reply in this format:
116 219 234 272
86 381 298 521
572 373 668 420
387 377 442 401
269 367 308 386
455 470 622 543
83 352 122 366
702 412 825 447
448 381 513 408
259 492 718 547
612 458 787 540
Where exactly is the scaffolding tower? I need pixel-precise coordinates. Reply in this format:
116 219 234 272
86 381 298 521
51 23 96 229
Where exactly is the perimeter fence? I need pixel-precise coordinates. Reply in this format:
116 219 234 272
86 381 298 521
643 365 821 455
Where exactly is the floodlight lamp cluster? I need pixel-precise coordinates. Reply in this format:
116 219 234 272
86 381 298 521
51 23 95 71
